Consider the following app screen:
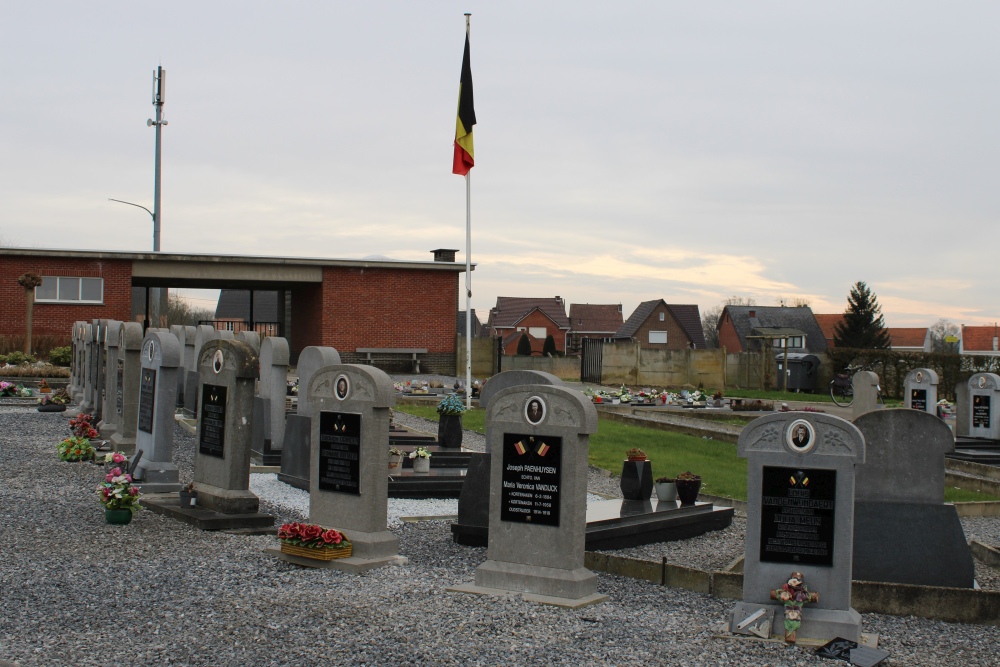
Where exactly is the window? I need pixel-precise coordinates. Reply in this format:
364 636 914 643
773 336 804 348
35 276 103 304
649 331 668 344
659 312 665 321
529 327 547 339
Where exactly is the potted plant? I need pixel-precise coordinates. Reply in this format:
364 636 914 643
277 522 352 561
388 447 405 471
57 413 98 462
102 451 128 473
654 476 677 502
37 389 70 412
436 393 466 449
675 471 702 505
179 482 198 508
37 378 52 394
620 448 653 499
625 447 647 462
96 465 141 524
712 390 724 407
409 446 432 473
0 381 30 398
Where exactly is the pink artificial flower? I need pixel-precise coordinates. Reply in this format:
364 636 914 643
112 453 126 463
105 473 114 483
129 487 139 496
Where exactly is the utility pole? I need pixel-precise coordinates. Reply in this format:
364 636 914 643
147 67 167 326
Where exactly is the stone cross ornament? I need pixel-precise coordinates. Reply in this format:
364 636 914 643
770 572 819 643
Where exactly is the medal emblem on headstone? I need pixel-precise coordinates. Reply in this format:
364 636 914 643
212 349 224 374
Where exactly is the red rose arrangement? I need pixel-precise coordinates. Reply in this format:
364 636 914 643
277 522 350 550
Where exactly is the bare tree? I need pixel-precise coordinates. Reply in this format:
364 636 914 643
17 273 42 354
928 318 960 354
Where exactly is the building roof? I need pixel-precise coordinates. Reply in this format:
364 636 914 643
615 300 707 349
215 290 279 321
888 327 929 349
567 303 623 334
961 325 1000 352
813 314 844 347
721 305 828 353
488 297 570 330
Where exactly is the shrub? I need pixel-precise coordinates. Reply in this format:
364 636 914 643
542 335 557 356
4 351 36 365
48 346 72 366
516 333 532 356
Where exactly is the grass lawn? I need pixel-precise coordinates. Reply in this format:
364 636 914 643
394 405 998 503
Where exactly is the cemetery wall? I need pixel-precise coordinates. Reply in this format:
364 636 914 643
501 354 581 379
0 256 132 343
600 342 726 387
456 335 496 377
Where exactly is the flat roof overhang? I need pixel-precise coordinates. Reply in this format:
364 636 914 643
2 248 471 289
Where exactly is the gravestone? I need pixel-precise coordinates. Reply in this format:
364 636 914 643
730 413 865 643
110 323 144 453
904 368 938 415
76 323 94 409
853 409 974 587
850 371 881 420
88 319 109 421
277 346 341 490
97 320 123 438
236 330 260 353
171 325 187 408
68 321 86 398
192 339 261 513
185 325 220 418
290 363 405 571
253 336 289 466
968 373 1000 440
451 384 605 607
955 378 971 438
133 331 183 493
453 370 565 546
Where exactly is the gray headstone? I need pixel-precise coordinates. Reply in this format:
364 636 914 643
254 337 289 461
731 413 865 643
182 326 198 372
903 368 938 415
955 378 970 438
76 323 94 409
68 321 86 397
192 339 260 514
853 409 974 588
235 330 261 353
453 384 605 606
110 323 144 453
133 331 182 493
90 319 109 421
171 325 187 407
296 346 342 416
850 371 881 420
309 363 405 568
968 373 1000 440
185 325 220 418
97 320 123 438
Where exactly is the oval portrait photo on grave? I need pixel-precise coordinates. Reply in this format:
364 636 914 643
524 396 546 425
212 349 225 374
786 419 816 453
146 341 155 361
335 374 350 400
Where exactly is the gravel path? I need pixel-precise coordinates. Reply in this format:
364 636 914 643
3 406 1000 666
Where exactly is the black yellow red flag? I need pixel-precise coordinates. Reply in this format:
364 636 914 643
452 32 476 175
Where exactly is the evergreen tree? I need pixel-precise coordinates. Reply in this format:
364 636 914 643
516 333 533 356
833 281 891 349
542 334 557 356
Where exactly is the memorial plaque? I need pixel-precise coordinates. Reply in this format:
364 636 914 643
973 395 991 428
116 358 124 415
199 384 228 458
318 411 361 494
759 466 836 567
500 433 562 527
910 388 927 412
137 369 156 434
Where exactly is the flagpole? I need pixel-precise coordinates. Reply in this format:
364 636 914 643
464 13 473 410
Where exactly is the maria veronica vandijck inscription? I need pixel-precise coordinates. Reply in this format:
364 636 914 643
760 466 836 567
198 384 228 458
500 433 562 527
318 411 361 495
973 395 991 429
910 388 927 412
137 369 156 434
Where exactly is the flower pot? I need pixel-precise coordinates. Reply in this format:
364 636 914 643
654 482 677 502
437 414 464 449
675 478 702 505
179 491 198 509
280 542 352 561
104 508 133 525
388 454 405 472
37 403 67 412
412 457 430 474
620 460 654 500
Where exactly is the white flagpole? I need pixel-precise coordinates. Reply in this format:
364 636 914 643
464 13 473 410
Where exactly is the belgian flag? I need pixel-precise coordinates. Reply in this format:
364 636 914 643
452 32 476 176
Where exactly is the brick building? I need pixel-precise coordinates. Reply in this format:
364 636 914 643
614 300 706 350
487 296 570 355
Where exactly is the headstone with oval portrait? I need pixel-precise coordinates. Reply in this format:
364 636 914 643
451 384 604 607
730 413 865 643
967 373 1000 440
301 363 405 570
903 368 938 415
97 320 123 438
133 330 183 493
190 339 261 514
109 323 144 454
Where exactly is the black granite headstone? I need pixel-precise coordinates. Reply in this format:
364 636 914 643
115 359 124 415
759 466 836 567
198 384 228 459
973 395 991 428
910 388 927 412
317 411 361 494
500 433 561 527
137 369 156 434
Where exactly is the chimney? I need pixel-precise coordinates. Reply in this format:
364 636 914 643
748 310 756 318
431 248 459 262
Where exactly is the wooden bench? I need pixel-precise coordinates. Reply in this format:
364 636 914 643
356 348 428 373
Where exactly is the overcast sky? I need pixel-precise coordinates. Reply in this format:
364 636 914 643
2 2 998 327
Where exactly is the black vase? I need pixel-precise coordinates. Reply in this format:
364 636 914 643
675 478 702 505
620 460 654 500
438 414 464 448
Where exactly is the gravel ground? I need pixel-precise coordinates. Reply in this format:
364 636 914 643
4 406 1000 666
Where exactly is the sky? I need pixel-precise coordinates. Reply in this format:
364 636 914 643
2 2 999 328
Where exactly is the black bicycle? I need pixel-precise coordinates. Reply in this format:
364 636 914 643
829 370 884 407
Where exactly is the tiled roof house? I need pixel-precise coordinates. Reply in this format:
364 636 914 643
717 305 827 354
487 296 570 355
614 300 706 350
813 314 844 348
960 324 1000 356
887 327 931 352
567 303 624 352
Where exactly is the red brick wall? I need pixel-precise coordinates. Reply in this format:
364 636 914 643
0 257 132 344
633 304 691 350
717 311 743 353
290 283 324 358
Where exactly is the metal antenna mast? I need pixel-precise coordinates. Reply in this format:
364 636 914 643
147 66 168 252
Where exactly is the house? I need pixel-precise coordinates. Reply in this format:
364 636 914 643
717 305 827 354
457 309 487 338
887 327 931 352
614 300 706 350
567 303 624 353
214 289 281 336
487 296 570 355
813 314 844 348
960 324 1000 356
